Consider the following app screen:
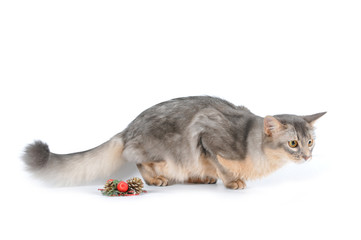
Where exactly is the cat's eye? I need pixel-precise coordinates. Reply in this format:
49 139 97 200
288 140 298 148
308 139 314 147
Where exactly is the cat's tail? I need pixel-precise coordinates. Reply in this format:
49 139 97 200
22 134 125 186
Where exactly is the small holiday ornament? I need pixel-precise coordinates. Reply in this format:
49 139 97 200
117 181 128 192
99 177 146 196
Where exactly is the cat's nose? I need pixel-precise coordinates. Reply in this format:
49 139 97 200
302 155 312 161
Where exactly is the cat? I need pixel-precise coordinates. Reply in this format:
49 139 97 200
22 96 326 189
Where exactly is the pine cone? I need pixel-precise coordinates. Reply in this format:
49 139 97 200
127 177 144 194
104 180 116 193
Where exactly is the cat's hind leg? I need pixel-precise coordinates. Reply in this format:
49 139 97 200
136 162 169 186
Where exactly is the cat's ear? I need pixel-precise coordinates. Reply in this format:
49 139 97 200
264 116 284 136
302 112 327 125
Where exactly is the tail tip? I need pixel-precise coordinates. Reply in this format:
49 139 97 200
22 140 50 171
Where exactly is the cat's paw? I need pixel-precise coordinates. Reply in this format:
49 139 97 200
188 176 218 184
205 177 218 184
225 179 246 190
149 176 169 186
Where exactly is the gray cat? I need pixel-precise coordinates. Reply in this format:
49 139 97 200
22 96 326 189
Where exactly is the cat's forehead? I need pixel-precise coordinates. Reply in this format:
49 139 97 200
275 114 314 139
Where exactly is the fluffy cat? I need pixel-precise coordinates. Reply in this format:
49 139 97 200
22 96 326 189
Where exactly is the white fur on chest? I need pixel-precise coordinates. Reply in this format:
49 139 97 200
218 153 288 180
247 155 288 179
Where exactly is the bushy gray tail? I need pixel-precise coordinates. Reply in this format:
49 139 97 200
22 136 125 186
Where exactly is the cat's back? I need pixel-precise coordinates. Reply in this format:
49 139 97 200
140 96 247 117
123 96 251 140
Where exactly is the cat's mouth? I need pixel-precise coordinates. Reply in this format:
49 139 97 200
297 156 312 163
291 155 312 164
302 155 312 162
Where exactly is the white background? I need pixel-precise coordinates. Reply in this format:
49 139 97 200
1 0 360 239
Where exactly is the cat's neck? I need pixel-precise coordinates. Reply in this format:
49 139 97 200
244 116 288 179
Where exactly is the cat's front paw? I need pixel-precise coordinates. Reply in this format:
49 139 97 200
225 179 246 190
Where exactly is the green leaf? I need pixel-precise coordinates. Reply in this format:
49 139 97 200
112 180 120 185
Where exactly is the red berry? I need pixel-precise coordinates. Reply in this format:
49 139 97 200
107 179 114 182
117 181 128 192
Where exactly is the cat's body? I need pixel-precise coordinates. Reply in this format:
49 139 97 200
23 96 325 189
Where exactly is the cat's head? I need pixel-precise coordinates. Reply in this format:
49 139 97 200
263 112 326 163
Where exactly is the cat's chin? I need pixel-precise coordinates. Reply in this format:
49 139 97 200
290 158 308 164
